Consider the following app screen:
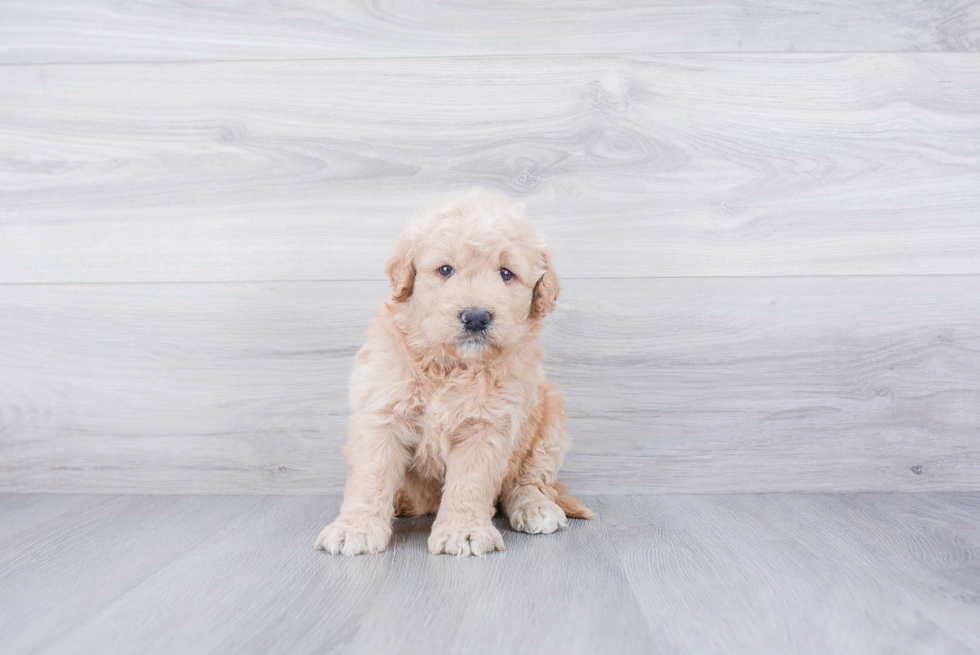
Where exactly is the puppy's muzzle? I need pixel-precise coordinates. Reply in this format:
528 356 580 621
460 308 493 333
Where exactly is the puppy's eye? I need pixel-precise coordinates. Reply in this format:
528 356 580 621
500 268 515 282
438 265 454 277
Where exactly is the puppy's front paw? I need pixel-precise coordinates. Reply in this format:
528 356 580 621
315 515 391 556
428 520 505 556
508 498 567 535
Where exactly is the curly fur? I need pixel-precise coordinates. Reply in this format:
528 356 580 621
316 189 594 557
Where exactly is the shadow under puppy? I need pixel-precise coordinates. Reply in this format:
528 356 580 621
317 189 594 556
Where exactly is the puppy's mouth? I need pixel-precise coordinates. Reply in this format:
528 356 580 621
456 331 493 350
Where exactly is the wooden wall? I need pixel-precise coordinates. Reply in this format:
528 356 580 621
1 2 978 493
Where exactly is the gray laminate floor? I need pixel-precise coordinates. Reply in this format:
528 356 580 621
2 493 979 654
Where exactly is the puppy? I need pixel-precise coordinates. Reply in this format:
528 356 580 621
316 189 593 556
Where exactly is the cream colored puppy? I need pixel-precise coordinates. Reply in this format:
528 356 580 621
316 189 593 557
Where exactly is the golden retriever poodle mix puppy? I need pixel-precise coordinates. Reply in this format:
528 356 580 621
316 189 594 557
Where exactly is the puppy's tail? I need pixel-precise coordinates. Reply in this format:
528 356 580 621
553 482 596 520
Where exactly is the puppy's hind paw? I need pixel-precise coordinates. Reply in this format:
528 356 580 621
508 498 567 535
315 516 391 556
428 520 505 556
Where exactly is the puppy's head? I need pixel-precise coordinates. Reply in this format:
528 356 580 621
386 189 559 359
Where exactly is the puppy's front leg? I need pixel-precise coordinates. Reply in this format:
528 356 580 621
316 419 411 555
428 424 509 556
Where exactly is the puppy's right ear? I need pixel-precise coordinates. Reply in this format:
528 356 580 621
385 227 416 303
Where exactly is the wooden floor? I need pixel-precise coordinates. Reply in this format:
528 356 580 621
2 493 979 654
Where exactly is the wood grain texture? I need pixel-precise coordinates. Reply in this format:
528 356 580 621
2 276 977 494
1 1 978 64
0 494 262 654
598 493 980 653
343 504 652 655
33 495 654 655
1 494 977 654
32 496 403 655
0 493 103 541
3 54 980 283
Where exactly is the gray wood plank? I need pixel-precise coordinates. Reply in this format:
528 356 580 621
599 494 980 654
2 494 977 655
2 55 980 283
32 496 400 655
1 276 977 494
929 491 980 518
553 275 980 493
711 493 980 652
0 494 107 541
1 1 978 63
0 281 356 494
0 495 263 654
36 496 654 655
343 508 653 655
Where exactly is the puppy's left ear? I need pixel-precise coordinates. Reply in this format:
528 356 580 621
531 248 560 318
385 228 416 303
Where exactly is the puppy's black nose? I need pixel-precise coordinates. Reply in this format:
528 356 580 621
460 308 492 332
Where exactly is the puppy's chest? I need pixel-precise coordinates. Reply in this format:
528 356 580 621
409 369 497 428
408 367 527 442
404 370 506 476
